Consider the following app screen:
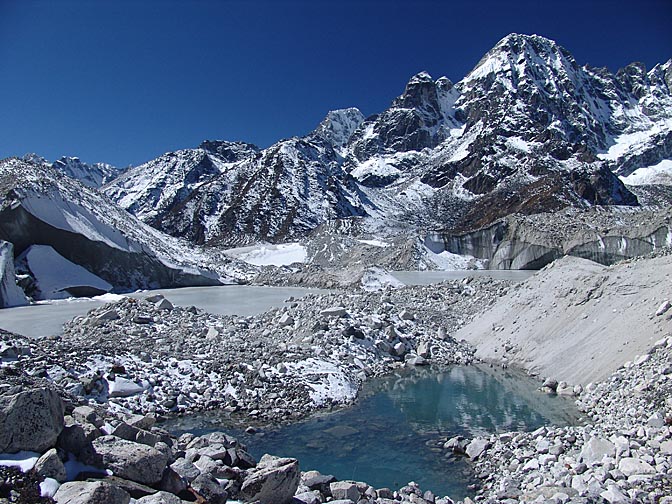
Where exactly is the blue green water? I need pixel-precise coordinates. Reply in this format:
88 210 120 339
167 365 578 499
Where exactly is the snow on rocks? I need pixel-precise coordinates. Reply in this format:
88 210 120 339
2 279 502 424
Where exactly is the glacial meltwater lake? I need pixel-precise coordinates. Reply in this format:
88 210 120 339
166 365 578 499
0 269 574 497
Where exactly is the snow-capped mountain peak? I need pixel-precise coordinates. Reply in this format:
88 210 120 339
309 107 365 151
103 33 669 244
21 154 122 188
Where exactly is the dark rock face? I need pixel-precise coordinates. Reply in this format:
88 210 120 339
348 73 459 161
154 138 368 246
198 140 259 161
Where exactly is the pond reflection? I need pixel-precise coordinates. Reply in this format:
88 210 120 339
167 365 578 498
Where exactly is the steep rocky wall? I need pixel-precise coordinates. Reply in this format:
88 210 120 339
0 206 221 292
430 212 672 269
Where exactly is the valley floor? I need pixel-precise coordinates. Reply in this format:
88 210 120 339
0 249 671 503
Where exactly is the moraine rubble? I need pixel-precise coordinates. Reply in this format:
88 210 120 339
1 253 671 503
1 277 508 424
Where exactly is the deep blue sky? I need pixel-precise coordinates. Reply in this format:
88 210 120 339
1 0 670 167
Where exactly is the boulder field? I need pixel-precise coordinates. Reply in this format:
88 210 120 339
0 250 670 503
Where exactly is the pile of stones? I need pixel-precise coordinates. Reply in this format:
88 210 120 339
444 335 672 503
1 277 509 424
0 374 459 504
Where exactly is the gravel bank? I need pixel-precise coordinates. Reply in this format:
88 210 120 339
455 251 672 385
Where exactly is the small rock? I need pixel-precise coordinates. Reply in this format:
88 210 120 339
466 438 489 460
136 491 183 504
320 307 348 317
655 300 671 316
279 313 295 327
600 483 629 504
154 298 173 311
618 457 656 477
35 448 67 482
330 481 360 501
579 436 615 465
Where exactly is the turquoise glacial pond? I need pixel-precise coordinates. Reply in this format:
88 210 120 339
167 365 579 499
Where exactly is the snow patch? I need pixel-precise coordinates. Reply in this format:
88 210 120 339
350 157 402 181
361 267 406 292
0 451 40 472
598 119 672 162
506 136 532 153
19 245 112 300
40 478 60 498
284 358 358 406
357 239 389 248
620 159 672 186
225 243 307 266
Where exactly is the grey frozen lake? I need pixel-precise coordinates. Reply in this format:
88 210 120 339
0 285 326 338
0 269 534 338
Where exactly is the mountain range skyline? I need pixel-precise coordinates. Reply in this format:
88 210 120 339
1 0 671 167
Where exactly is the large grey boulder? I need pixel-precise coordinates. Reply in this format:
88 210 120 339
330 481 360 501
579 436 615 465
240 454 300 504
190 473 228 504
53 481 130 504
81 435 169 485
0 387 64 453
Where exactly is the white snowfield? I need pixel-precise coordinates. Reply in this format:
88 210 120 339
598 118 672 163
224 243 307 266
620 159 672 186
20 245 112 299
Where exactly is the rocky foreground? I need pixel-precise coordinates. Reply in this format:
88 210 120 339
0 251 671 503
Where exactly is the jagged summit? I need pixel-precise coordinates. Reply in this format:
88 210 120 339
463 32 578 89
309 107 365 151
198 140 259 161
21 153 122 188
90 33 671 243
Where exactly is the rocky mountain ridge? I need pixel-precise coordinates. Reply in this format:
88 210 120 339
0 158 238 305
102 33 671 246
23 153 124 188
